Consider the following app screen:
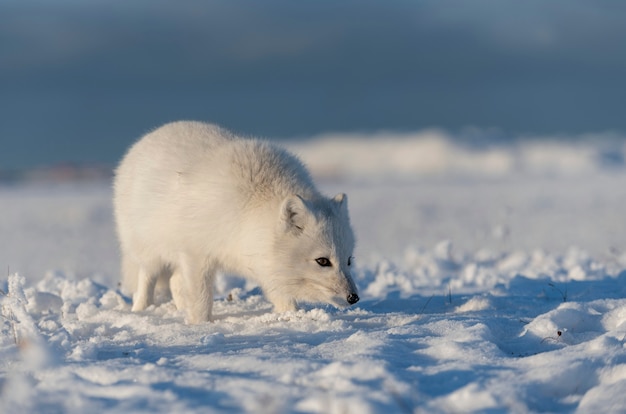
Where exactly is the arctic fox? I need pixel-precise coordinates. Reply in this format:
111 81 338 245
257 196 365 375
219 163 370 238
114 121 359 323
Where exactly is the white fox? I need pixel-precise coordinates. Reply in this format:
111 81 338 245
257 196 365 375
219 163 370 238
114 121 359 323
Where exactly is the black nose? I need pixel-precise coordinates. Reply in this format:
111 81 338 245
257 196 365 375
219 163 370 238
347 293 359 305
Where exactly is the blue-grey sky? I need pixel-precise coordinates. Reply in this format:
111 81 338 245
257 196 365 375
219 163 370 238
2 0 626 169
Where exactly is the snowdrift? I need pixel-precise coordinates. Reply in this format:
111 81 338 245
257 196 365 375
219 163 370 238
287 131 626 180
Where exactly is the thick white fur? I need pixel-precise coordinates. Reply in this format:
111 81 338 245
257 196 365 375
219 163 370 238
114 121 358 323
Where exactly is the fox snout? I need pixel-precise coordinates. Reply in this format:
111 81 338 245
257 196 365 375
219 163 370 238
347 293 359 305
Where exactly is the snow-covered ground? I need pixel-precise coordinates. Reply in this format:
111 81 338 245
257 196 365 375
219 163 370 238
2 133 626 413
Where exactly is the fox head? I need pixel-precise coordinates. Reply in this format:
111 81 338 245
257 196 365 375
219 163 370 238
269 193 359 310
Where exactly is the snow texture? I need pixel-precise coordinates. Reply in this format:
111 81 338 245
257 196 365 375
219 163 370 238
2 134 626 413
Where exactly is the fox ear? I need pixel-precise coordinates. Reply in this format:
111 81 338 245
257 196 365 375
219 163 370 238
280 195 311 234
332 193 348 214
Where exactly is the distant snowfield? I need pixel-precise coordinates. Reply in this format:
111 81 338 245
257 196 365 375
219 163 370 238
2 134 626 413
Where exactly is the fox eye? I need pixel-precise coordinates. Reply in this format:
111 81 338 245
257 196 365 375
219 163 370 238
315 257 332 267
348 256 353 266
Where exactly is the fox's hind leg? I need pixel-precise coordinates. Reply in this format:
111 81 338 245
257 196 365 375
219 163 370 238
131 263 160 312
173 254 215 324
170 269 184 313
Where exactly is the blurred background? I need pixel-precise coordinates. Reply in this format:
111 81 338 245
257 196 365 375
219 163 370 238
2 0 626 177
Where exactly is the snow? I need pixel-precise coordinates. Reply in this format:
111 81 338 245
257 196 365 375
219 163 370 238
2 133 626 413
